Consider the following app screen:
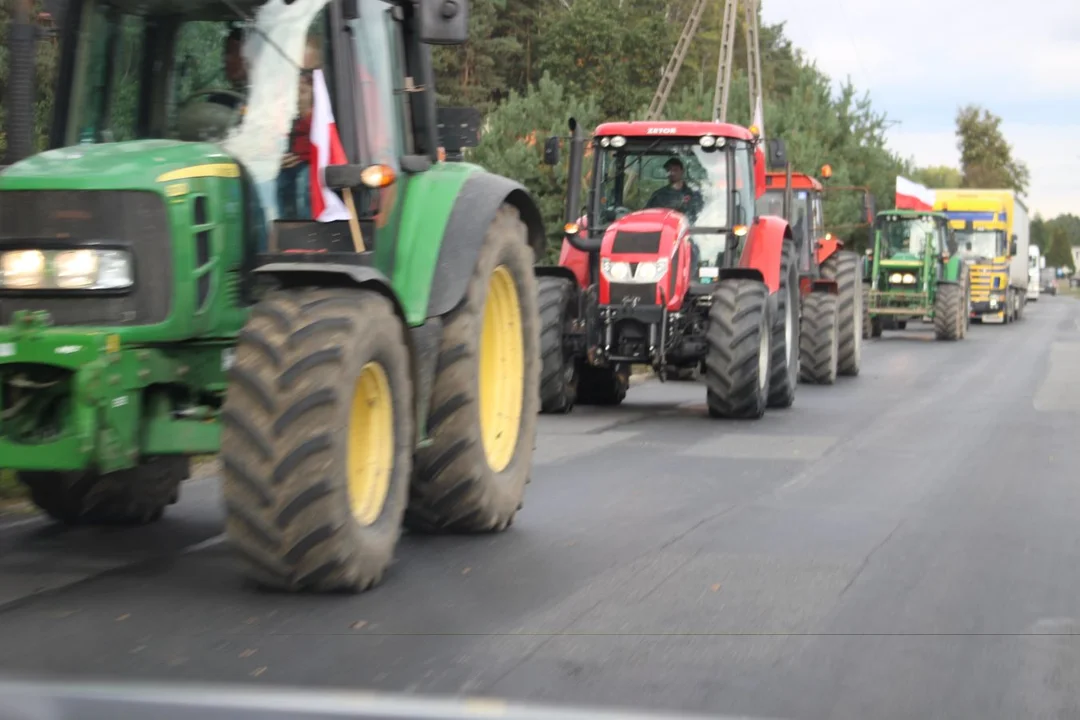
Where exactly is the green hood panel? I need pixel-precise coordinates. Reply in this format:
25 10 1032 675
0 140 233 191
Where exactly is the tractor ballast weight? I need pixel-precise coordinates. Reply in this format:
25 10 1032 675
536 119 800 419
0 0 545 594
864 210 969 340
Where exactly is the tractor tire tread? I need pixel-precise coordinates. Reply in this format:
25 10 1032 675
538 276 577 414
821 250 863 376
704 279 770 419
799 293 839 385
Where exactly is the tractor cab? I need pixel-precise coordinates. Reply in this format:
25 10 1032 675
761 171 829 278
556 121 767 305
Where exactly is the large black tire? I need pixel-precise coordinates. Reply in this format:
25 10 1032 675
221 288 414 593
820 250 862 376
538 276 578 414
20 456 187 526
577 363 629 405
767 240 799 408
799 293 839 385
704 279 771 419
862 284 874 339
959 265 971 339
408 204 540 533
933 282 964 340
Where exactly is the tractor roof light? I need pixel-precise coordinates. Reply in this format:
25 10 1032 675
600 137 611 148
610 135 627 148
699 135 716 148
748 125 760 139
820 164 833 179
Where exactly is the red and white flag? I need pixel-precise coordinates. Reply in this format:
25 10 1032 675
309 69 351 223
895 176 935 211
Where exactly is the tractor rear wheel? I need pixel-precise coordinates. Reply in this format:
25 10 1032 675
820 250 863 376
577 363 629 405
862 285 874 339
221 287 413 593
933 282 964 340
408 204 540 534
20 456 187 526
538 276 578 414
704 279 771 419
767 240 799 408
799 293 839 385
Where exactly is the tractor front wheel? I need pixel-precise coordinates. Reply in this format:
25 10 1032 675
798 293 839 385
538 276 578 414
767 240 799 408
704 279 771 419
221 288 414 593
933 282 965 341
408 204 540 534
820 250 863 376
20 456 187 526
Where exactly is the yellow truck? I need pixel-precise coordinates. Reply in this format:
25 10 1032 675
933 189 1030 323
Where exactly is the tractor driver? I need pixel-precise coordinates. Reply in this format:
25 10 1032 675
646 157 704 223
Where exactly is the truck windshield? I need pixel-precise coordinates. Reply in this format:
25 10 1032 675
881 216 935 256
954 229 1002 260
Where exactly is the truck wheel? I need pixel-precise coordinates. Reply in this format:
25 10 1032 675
933 282 964 341
767 240 799 408
577 363 629 405
20 456 188 525
221 288 413 593
409 204 540 533
820 250 862 376
798 293 839 385
704 279 770 419
538 276 578 414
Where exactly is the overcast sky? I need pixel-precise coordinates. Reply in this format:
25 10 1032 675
760 0 1080 218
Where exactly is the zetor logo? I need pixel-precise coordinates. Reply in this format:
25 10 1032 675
646 127 678 135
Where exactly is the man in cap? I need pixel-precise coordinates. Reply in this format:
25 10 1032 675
646 157 704 223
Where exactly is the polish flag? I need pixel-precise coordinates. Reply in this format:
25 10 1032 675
895 176 936 211
310 69 351 222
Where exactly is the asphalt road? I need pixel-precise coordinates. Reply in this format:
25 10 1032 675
2 297 1080 720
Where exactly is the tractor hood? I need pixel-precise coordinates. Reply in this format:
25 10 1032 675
880 252 922 265
601 208 687 260
0 140 236 192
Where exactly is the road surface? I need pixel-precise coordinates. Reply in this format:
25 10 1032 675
2 298 1079 720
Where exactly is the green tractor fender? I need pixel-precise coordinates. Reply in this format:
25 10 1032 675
422 171 546 320
941 255 964 283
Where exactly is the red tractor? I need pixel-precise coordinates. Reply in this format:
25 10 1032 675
759 168 872 384
535 119 799 419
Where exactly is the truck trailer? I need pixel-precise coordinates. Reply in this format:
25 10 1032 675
933 189 1030 323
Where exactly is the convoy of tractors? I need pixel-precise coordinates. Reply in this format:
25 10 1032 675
0 0 1041 595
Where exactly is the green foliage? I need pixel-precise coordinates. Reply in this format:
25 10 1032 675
467 73 601 259
1046 226 1076 272
955 104 1030 195
0 0 59 157
912 165 962 189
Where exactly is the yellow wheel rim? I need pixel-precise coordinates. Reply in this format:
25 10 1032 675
478 265 525 473
346 361 394 526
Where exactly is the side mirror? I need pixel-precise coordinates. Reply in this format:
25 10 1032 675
966 241 973 251
543 136 560 166
765 138 787 171
1010 233 1018 256
417 0 469 45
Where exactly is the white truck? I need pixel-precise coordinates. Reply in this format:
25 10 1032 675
1028 244 1042 301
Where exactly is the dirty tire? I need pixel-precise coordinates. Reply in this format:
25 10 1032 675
767 240 799 408
821 250 862 376
538 276 578 414
959 265 971 338
934 282 964 340
221 287 413 593
577 363 629 405
799 292 839 385
704 279 771 419
862 285 873 339
20 456 188 526
408 204 540 534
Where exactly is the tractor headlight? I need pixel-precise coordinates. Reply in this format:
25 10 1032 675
902 273 916 284
1 250 47 288
887 272 916 284
0 248 133 290
602 259 632 282
601 258 669 284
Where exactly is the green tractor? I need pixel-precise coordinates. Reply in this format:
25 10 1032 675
863 209 969 340
0 0 546 593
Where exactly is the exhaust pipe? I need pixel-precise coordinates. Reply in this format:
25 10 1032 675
4 0 38 166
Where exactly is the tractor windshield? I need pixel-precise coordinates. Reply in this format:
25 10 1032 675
760 189 810 246
591 136 755 268
954 229 1004 261
880 215 937 257
64 0 336 225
